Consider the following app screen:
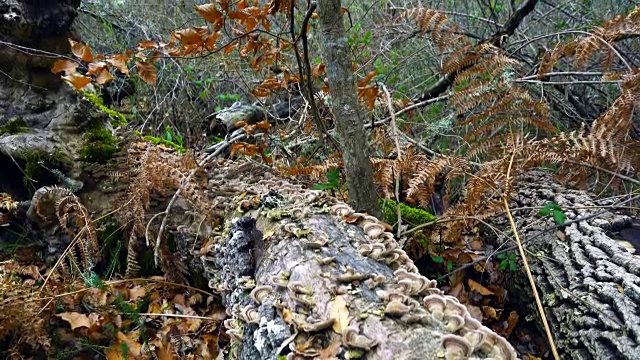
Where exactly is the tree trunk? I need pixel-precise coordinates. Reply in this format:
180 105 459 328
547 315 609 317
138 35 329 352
316 0 381 218
510 170 640 359
180 161 518 360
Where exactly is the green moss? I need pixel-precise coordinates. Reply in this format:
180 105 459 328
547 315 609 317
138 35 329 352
81 125 120 164
83 91 128 127
0 118 30 135
142 135 185 153
135 128 184 154
23 149 68 193
379 198 436 226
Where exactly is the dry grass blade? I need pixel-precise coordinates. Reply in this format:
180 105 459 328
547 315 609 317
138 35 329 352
503 146 560 360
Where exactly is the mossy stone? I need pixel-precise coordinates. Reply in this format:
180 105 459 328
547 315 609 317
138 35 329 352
80 124 120 164
0 118 30 136
23 149 68 194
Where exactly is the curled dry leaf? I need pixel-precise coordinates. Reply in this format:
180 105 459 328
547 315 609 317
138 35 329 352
136 61 157 86
96 68 114 85
51 59 78 75
468 279 494 296
107 54 129 75
56 312 92 330
62 73 91 90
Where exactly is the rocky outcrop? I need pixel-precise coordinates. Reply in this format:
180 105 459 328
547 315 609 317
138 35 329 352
0 0 87 199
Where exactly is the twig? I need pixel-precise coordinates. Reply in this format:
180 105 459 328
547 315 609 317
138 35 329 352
153 133 245 266
366 94 450 129
382 85 403 239
138 313 216 321
516 79 621 85
566 160 640 186
503 149 559 360
300 3 337 151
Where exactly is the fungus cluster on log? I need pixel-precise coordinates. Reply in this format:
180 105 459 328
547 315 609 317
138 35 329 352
192 161 518 359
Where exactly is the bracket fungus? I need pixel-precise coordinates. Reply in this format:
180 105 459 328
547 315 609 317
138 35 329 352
297 318 336 333
240 305 260 324
385 300 412 317
287 281 314 295
250 284 273 305
337 266 369 282
362 222 387 239
316 255 336 265
442 334 473 360
302 233 329 249
270 275 289 288
342 326 378 351
288 207 305 218
330 203 353 217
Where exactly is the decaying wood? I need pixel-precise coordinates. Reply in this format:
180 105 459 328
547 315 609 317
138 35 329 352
511 170 640 359
181 161 517 360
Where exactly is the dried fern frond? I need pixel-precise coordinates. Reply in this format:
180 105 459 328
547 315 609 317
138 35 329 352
538 8 640 76
112 139 212 281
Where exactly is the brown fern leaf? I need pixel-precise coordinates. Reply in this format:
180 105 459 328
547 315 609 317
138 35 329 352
406 156 469 209
404 8 471 54
370 158 396 195
112 138 213 280
125 232 141 278
538 8 640 76
282 161 343 180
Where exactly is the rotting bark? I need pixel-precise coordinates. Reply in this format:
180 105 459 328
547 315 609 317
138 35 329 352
177 161 518 360
509 170 640 359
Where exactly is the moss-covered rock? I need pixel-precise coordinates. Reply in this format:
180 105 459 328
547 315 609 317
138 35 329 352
23 149 69 193
82 91 128 127
0 118 30 136
80 125 120 164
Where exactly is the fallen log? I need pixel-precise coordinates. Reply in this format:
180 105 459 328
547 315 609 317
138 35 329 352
511 170 640 359
177 161 518 360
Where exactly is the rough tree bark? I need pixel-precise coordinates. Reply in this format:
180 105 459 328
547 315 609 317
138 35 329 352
174 161 518 360
316 0 381 218
510 170 640 359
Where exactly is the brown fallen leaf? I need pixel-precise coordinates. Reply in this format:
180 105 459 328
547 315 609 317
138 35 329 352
328 295 349 334
469 279 494 296
56 312 91 330
503 310 519 337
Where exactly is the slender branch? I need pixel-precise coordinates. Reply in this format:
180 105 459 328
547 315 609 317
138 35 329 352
300 2 338 151
382 85 403 239
516 79 622 85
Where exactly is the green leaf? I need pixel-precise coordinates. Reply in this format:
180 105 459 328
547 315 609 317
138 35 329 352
499 261 507 271
311 182 336 190
432 255 444 264
539 202 562 216
552 210 567 225
326 168 340 186
497 253 506 259
446 261 453 271
509 261 517 271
